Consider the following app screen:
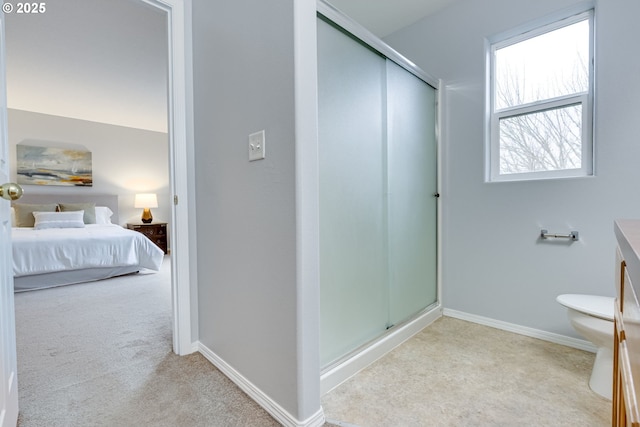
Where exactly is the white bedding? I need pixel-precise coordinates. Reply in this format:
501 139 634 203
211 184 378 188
13 224 164 277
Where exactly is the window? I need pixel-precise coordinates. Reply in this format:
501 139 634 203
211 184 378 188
488 10 593 181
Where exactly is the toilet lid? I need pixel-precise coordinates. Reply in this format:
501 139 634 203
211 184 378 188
556 294 614 321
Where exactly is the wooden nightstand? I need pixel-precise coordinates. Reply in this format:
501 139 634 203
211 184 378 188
127 222 168 254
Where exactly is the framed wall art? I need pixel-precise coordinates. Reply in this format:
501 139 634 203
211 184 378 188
17 143 93 187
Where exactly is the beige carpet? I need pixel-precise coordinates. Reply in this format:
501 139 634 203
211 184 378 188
14 257 281 427
322 317 611 427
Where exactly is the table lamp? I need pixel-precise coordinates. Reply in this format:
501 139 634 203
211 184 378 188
134 193 158 223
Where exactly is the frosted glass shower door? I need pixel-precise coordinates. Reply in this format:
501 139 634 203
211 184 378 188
386 61 438 326
318 19 388 367
318 17 438 368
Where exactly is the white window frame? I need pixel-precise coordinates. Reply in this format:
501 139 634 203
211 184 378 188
487 9 594 182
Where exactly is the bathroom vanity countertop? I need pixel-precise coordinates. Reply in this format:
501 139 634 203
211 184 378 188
615 219 640 288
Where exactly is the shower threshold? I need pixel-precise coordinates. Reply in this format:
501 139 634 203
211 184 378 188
320 302 442 395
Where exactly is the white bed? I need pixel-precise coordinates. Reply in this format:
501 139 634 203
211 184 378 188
11 194 165 292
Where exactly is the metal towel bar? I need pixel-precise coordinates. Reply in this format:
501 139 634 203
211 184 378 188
540 229 579 241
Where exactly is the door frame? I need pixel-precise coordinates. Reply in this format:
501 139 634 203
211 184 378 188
140 0 195 356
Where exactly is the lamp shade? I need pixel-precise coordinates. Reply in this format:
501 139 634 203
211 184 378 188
134 193 158 208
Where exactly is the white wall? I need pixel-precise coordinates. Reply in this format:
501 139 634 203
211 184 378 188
8 109 171 226
191 0 320 423
5 0 169 134
385 0 640 338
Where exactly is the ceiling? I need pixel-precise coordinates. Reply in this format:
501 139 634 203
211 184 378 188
326 0 458 37
4 0 455 134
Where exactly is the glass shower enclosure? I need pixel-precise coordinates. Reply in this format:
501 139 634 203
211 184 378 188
318 16 439 370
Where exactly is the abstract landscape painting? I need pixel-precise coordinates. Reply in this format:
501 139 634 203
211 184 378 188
17 144 93 186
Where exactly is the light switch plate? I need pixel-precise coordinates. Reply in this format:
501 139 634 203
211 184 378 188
249 130 265 161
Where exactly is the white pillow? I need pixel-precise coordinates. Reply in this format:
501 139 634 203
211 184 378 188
95 206 114 224
33 210 85 229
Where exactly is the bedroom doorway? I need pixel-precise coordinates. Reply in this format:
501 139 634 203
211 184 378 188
8 0 191 353
0 0 192 387
1 1 193 423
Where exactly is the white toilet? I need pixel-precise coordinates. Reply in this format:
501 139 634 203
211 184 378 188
556 294 615 400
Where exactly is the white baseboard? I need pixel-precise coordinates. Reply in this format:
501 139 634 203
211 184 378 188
320 304 443 395
196 308 591 426
197 343 325 427
443 308 597 353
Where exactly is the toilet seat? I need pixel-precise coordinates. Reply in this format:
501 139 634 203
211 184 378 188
556 294 614 321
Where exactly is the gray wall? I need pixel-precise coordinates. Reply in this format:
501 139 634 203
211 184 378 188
7 109 171 226
385 0 640 337
191 0 319 421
